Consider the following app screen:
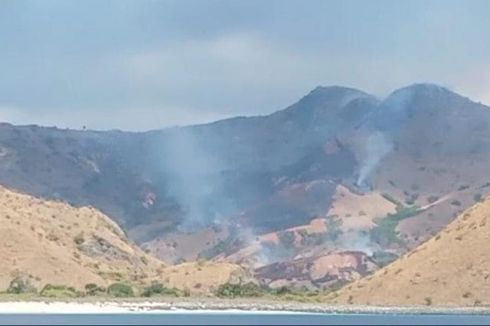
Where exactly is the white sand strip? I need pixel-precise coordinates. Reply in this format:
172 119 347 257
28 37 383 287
0 302 306 314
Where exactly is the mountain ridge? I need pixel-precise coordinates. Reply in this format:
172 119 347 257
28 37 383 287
1 82 490 292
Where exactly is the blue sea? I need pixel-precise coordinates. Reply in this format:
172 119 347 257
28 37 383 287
1 312 490 325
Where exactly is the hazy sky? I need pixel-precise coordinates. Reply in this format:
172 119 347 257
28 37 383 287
1 0 489 131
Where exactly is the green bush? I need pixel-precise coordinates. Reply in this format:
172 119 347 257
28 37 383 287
141 282 180 297
40 284 80 298
107 283 134 297
216 282 264 298
73 233 85 245
7 277 37 294
84 283 106 296
370 205 421 246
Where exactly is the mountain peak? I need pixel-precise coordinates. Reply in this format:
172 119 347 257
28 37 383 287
308 85 372 98
386 83 460 103
290 85 376 110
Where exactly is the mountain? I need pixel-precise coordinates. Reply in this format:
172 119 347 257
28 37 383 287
1 83 490 291
331 196 490 306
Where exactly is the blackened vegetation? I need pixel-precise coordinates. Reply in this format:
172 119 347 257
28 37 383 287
255 251 376 290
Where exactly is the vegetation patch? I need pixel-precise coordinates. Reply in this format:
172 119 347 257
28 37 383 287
107 283 134 297
451 200 462 206
73 233 85 245
324 216 343 241
427 195 439 204
371 251 399 267
84 283 106 296
215 282 265 298
7 277 37 294
381 193 402 207
40 284 80 298
141 282 181 297
198 237 235 260
370 205 422 246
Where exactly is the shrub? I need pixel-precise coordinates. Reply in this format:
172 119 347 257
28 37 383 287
427 195 439 204
381 193 401 206
451 200 462 206
107 283 134 297
74 233 85 245
371 251 399 267
7 277 37 294
370 206 421 246
274 286 292 296
40 284 79 298
215 282 264 298
84 283 106 296
141 282 180 297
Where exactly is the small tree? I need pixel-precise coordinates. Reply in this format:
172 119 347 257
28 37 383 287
141 282 179 297
40 284 79 298
7 277 37 294
107 283 134 297
215 282 264 298
84 283 106 296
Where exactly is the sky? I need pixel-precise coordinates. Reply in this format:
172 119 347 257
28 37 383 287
1 0 489 131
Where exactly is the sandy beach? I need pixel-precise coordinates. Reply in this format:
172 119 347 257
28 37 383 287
1 299 490 315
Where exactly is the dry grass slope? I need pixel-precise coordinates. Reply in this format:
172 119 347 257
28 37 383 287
0 185 246 294
331 196 490 306
0 185 167 291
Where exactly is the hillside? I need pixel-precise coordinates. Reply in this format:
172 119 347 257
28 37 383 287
331 196 490 306
0 185 246 295
0 184 165 292
2 83 490 291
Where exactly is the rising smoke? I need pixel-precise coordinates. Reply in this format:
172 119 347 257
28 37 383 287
356 131 393 188
336 230 378 256
158 127 233 231
356 85 421 188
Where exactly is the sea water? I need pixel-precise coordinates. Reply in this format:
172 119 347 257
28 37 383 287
1 312 490 325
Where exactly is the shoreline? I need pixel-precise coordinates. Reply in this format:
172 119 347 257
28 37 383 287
0 299 490 315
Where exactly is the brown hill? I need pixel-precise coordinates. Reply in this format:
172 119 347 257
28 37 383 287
0 184 166 292
0 185 246 294
331 196 490 306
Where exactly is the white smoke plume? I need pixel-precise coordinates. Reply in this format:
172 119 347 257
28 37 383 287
356 131 393 188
